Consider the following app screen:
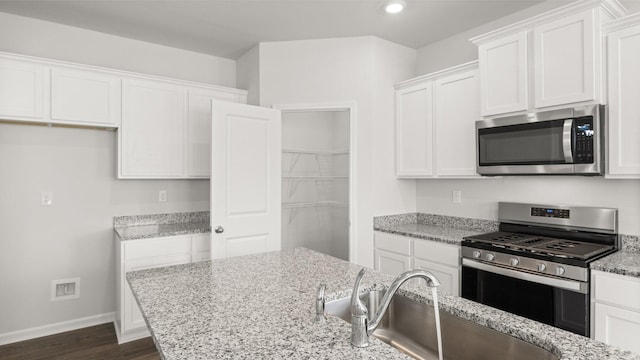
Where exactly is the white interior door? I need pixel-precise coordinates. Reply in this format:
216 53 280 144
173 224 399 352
211 101 281 259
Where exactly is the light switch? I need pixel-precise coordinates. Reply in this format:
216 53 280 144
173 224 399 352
159 190 167 202
41 191 53 206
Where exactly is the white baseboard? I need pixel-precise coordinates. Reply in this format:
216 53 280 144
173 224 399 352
0 312 115 346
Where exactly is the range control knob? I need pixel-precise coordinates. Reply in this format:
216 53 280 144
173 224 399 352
485 253 495 261
509 258 519 266
555 266 566 276
472 250 481 259
537 263 547 272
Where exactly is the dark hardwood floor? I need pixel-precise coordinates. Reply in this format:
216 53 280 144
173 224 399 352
0 323 160 360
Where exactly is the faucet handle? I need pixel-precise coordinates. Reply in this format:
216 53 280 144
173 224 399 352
314 283 326 323
350 268 368 317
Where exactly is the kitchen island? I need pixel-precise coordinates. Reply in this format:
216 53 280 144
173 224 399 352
127 248 640 360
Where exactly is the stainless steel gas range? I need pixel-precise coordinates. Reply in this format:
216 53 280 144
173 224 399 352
461 202 618 337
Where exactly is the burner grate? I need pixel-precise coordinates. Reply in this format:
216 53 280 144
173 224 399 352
465 231 613 260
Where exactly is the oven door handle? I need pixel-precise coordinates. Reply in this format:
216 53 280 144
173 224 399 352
462 258 588 294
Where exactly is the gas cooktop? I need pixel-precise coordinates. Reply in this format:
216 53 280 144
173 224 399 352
464 231 614 260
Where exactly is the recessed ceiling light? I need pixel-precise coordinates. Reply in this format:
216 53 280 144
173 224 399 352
385 0 406 14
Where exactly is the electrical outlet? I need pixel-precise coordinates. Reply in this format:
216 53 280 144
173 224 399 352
452 190 462 204
41 191 53 206
159 190 167 202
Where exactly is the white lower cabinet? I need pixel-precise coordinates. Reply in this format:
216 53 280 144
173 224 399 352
374 231 460 296
592 270 640 354
375 249 412 277
115 233 211 343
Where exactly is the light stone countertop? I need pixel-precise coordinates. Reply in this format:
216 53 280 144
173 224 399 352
127 248 640 360
591 251 640 278
374 222 484 245
114 221 210 241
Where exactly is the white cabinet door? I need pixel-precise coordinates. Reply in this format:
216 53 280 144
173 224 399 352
607 23 640 178
434 69 480 177
0 58 44 120
478 31 528 116
395 81 434 178
413 258 459 296
211 102 281 259
120 78 186 178
594 303 640 354
50 67 120 127
186 88 218 177
534 9 596 108
375 249 411 277
191 233 211 262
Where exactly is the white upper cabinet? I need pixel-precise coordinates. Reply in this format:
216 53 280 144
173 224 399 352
395 81 434 177
478 31 528 116
605 16 640 178
0 57 44 121
434 68 480 177
186 88 245 178
534 9 596 108
120 78 186 178
395 62 480 179
472 1 625 117
50 67 121 127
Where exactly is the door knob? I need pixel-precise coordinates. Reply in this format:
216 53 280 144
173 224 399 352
214 226 224 234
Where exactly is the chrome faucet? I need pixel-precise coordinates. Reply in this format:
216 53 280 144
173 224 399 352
350 268 441 347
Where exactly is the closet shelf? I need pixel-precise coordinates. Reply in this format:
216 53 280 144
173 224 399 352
282 201 348 209
283 149 349 156
282 175 348 180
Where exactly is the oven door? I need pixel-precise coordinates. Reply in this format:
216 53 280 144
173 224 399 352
462 259 589 336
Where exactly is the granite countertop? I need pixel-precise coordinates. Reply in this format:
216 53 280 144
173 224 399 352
373 213 498 245
591 251 640 278
113 211 210 241
375 222 484 245
114 221 211 241
127 248 640 360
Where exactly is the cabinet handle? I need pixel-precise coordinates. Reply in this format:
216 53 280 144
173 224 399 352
214 226 224 234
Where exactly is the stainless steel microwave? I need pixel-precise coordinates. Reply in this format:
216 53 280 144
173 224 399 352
476 104 604 176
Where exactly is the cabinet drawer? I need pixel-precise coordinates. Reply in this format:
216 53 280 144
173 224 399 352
593 271 640 311
413 240 459 267
374 232 412 256
123 235 192 260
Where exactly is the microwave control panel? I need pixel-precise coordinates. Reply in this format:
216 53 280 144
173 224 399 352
574 116 594 164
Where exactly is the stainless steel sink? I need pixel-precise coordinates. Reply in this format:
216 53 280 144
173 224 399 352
325 289 559 360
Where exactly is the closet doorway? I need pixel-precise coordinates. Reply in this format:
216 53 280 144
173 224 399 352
274 103 355 261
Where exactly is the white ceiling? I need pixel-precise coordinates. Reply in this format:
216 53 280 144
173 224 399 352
0 0 607 60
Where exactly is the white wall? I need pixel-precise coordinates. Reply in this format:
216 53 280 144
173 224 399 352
0 12 234 337
415 1 568 75
0 11 236 87
0 124 209 335
416 177 640 235
371 38 418 215
236 46 260 105
259 36 416 267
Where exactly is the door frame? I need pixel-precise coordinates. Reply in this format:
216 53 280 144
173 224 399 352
272 102 357 263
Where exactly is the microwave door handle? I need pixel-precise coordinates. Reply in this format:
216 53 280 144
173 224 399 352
563 119 573 163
